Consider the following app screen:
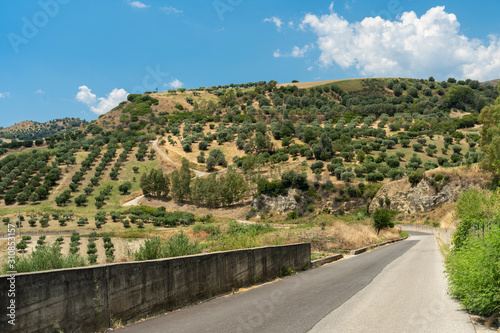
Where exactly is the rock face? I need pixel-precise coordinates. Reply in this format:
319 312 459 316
369 169 490 215
252 189 299 213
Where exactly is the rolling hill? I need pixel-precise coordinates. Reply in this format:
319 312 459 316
0 76 498 275
0 117 88 140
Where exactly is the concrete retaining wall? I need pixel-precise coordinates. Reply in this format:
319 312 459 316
0 243 310 333
397 224 455 245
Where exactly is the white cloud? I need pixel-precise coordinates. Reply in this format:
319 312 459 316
34 89 45 95
76 86 128 115
264 17 283 32
329 2 334 12
91 89 129 115
288 21 294 28
168 79 184 89
76 85 97 106
129 1 149 9
273 44 313 58
0 92 11 99
300 6 500 80
308 66 314 71
162 6 183 14
291 44 313 57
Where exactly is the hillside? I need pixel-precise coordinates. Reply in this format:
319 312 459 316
0 117 88 140
0 76 498 271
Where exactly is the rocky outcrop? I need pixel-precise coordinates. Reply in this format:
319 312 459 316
252 189 299 213
324 198 367 215
369 168 491 214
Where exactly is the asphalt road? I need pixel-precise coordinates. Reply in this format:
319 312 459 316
119 231 474 333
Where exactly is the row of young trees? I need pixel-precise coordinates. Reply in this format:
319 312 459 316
0 150 62 205
140 158 248 207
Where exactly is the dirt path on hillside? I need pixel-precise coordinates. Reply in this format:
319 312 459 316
152 137 213 177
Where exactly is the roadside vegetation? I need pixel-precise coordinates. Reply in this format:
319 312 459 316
446 189 500 319
445 88 500 321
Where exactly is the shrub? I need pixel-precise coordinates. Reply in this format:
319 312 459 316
70 232 80 243
134 232 202 261
16 240 27 252
3 243 86 273
258 180 287 197
286 210 298 220
408 170 424 186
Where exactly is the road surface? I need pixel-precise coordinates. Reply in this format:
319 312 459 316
119 231 474 333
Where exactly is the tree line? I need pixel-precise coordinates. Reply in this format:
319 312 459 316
140 158 248 208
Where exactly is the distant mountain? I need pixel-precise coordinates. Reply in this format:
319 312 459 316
0 118 88 140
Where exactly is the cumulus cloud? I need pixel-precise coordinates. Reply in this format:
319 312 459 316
76 86 128 115
129 1 149 9
76 85 97 105
273 44 313 58
299 6 500 80
34 89 45 95
264 17 283 31
162 6 182 14
167 79 184 89
0 92 10 98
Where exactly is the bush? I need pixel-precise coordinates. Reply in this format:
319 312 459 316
258 180 287 197
134 232 202 261
408 170 424 186
286 210 298 220
70 232 80 243
446 225 500 316
3 243 86 273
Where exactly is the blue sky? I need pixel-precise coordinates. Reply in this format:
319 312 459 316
1 0 499 127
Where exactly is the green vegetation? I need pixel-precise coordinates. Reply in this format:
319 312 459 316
3 242 86 273
446 189 500 317
0 117 88 141
134 232 202 261
372 208 396 234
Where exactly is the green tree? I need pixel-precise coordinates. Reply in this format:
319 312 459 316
74 195 87 207
356 150 366 164
207 149 227 172
372 208 395 235
140 169 170 197
220 168 248 205
479 85 500 175
171 158 191 202
118 181 132 195
408 169 424 186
